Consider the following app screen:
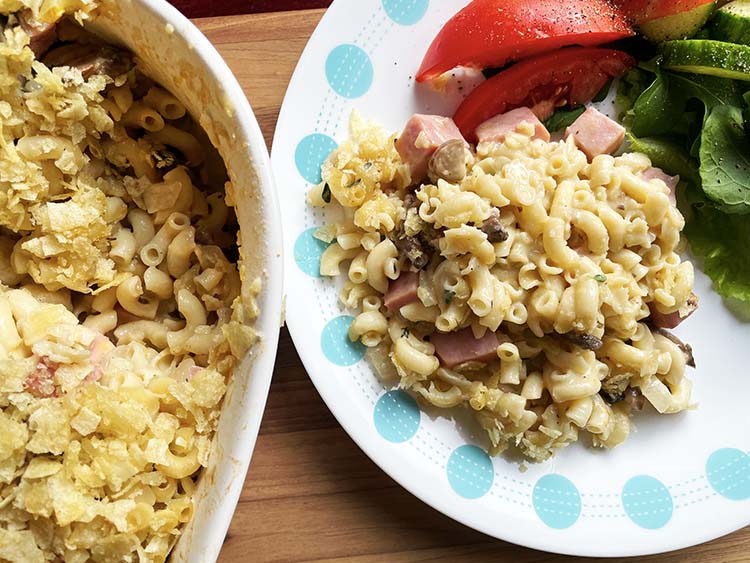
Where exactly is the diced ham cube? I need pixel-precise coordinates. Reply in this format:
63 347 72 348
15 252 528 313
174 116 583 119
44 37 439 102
384 271 420 312
431 327 499 368
475 107 550 145
85 333 114 383
19 10 58 57
89 333 114 364
649 293 698 329
395 114 466 182
565 107 625 161
642 167 680 205
25 357 59 398
43 44 132 79
56 18 96 43
84 367 102 384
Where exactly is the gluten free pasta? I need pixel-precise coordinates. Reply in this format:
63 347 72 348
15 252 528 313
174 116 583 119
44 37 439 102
310 110 696 463
0 2 259 562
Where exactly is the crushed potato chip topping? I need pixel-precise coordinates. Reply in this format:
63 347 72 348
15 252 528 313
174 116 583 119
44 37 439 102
0 2 261 561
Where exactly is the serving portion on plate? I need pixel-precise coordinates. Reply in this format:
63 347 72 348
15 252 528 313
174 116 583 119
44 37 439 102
275 0 750 556
310 105 696 463
0 1 282 562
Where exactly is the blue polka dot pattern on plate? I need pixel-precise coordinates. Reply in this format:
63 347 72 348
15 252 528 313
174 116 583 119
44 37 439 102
382 0 429 25
446 445 494 499
325 44 374 99
295 133 337 184
321 316 366 366
622 475 673 530
706 448 750 500
293 227 331 277
533 474 581 529
373 390 421 443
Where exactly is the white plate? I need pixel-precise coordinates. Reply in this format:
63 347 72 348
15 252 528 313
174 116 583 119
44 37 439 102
272 0 750 556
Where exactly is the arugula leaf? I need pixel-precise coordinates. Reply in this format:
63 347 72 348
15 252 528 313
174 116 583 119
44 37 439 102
631 70 743 136
672 109 701 140
699 105 750 214
616 67 654 117
637 57 660 74
444 290 456 305
626 134 700 186
744 91 750 136
669 72 743 110
544 106 585 132
684 187 750 303
631 70 679 137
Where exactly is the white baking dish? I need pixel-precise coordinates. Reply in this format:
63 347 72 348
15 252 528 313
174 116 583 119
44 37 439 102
85 1 283 560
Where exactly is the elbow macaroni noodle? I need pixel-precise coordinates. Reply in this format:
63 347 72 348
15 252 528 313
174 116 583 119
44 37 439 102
0 4 261 562
312 112 696 463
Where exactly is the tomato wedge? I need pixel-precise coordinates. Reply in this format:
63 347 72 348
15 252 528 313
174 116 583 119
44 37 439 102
452 48 635 142
416 0 635 83
616 0 716 22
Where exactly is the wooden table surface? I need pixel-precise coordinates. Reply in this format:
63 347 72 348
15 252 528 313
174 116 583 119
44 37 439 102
192 9 750 563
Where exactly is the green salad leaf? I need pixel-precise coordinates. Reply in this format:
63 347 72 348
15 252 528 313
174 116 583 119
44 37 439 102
616 67 654 117
544 106 586 132
684 187 750 303
672 109 702 139
699 104 750 213
631 71 743 136
631 71 679 137
669 72 743 109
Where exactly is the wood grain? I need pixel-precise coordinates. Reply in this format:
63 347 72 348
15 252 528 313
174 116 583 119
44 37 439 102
192 11 750 563
169 0 332 19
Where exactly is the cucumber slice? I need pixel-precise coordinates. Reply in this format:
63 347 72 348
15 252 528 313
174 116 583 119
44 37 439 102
661 39 750 80
640 2 716 42
710 0 750 45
